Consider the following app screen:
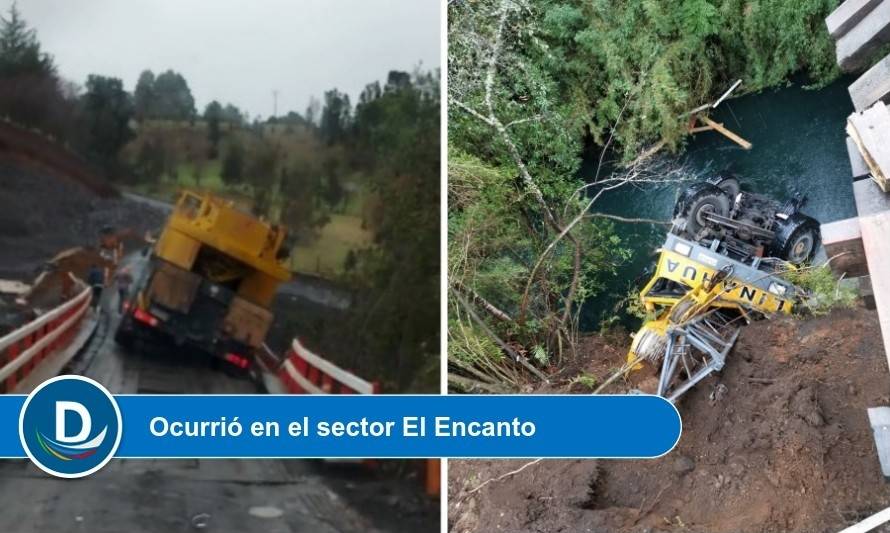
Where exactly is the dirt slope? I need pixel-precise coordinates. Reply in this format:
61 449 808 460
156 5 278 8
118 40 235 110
0 158 164 280
449 307 890 533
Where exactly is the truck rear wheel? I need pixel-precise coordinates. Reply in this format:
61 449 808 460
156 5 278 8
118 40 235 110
706 175 741 198
675 183 731 235
114 325 134 349
772 213 820 264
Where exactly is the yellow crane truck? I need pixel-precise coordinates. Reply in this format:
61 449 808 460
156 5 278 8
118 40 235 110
624 175 820 402
114 191 291 371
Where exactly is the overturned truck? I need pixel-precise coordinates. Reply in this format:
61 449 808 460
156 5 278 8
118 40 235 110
115 191 292 370
626 176 821 402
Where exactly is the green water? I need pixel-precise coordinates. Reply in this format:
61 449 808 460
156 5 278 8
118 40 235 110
581 77 857 330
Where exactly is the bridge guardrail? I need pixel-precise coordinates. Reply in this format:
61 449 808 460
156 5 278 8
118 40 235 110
0 276 92 392
279 338 379 395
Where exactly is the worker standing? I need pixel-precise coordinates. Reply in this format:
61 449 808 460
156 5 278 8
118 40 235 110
115 266 133 313
86 264 105 309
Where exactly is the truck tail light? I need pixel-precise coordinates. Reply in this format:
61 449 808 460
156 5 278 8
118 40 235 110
225 353 250 369
133 308 158 327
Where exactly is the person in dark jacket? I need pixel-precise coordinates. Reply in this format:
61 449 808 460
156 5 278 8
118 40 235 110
87 264 104 309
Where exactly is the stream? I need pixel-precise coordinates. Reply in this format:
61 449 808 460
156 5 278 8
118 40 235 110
580 76 858 330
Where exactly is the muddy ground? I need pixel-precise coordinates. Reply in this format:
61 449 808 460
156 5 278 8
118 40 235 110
449 307 890 533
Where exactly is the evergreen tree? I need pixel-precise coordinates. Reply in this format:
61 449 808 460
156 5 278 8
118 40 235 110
203 100 223 158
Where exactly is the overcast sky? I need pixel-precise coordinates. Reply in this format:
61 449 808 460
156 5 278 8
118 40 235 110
11 0 439 118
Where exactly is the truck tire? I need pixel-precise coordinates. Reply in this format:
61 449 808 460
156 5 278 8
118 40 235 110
772 212 820 264
674 183 731 235
706 175 741 198
114 326 134 349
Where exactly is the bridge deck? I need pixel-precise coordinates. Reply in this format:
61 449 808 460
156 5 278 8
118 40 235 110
825 0 890 370
0 252 434 533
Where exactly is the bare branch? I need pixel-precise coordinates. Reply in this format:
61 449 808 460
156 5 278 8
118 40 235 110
449 97 495 126
483 0 510 115
587 213 671 225
504 115 545 128
453 281 513 322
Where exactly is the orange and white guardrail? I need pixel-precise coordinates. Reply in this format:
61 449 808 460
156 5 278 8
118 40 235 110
0 276 92 393
267 338 439 497
278 338 379 395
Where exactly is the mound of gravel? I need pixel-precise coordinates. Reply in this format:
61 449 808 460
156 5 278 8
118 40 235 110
0 159 165 280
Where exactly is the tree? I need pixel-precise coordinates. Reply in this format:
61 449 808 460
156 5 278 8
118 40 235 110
220 139 244 185
279 154 325 243
244 141 281 215
81 75 134 160
133 70 155 120
0 4 54 78
359 81 381 105
347 71 441 390
319 89 351 145
134 137 166 182
305 96 321 127
203 100 223 158
321 155 344 209
222 103 244 126
0 4 72 137
151 69 195 121
384 71 411 93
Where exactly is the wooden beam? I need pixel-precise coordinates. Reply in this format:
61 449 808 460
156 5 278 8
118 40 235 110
859 212 890 369
848 135 871 178
836 0 890 72
821 217 869 278
826 0 884 39
699 116 753 150
847 101 890 191
854 177 890 217
849 52 890 111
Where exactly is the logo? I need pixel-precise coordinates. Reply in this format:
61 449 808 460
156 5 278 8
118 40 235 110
19 376 122 478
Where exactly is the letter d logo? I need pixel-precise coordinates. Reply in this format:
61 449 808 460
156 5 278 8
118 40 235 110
56 401 91 443
19 376 121 479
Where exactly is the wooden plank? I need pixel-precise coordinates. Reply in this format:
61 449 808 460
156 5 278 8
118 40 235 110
854 177 890 216
847 135 871 177
867 406 890 476
827 0 885 39
859 211 890 369
700 116 752 149
847 101 890 191
850 52 890 111
836 0 890 72
821 217 869 277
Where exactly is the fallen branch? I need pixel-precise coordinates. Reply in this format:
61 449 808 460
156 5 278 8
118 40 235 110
587 213 671 226
448 373 510 394
452 288 549 382
453 281 513 322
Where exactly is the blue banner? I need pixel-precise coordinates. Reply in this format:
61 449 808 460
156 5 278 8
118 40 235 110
4 393 681 460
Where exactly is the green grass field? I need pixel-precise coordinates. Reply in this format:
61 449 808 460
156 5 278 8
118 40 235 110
291 214 373 277
121 121 374 279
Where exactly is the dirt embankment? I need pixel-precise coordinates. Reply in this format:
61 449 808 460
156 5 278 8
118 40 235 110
0 159 164 280
0 156 164 332
449 307 890 533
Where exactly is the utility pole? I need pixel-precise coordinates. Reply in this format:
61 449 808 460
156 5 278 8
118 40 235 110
272 90 278 118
